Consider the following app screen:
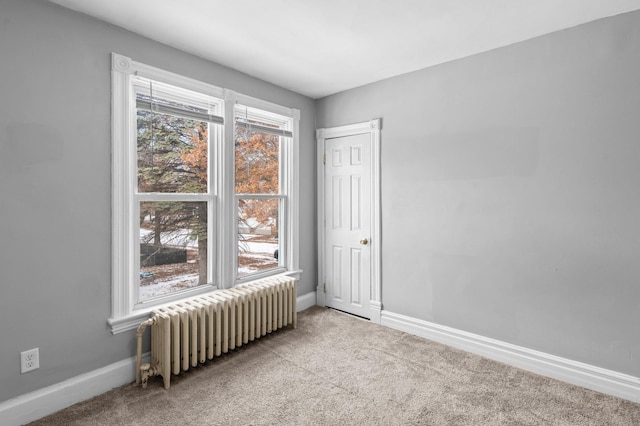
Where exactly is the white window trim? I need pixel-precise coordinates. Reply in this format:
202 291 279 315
108 53 300 334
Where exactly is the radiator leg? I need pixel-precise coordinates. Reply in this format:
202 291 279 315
140 364 160 390
140 363 151 390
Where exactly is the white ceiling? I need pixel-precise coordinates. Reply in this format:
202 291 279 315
48 0 640 99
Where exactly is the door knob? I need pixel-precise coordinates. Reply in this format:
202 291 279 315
360 238 368 245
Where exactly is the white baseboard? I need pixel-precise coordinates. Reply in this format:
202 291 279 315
0 353 150 426
0 292 315 426
297 291 316 312
381 310 640 404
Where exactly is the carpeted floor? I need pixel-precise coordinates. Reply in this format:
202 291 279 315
30 306 640 425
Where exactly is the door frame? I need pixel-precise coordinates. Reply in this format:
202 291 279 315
316 119 382 323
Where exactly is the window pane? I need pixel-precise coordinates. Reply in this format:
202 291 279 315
234 127 279 194
238 198 280 277
137 97 208 193
139 201 208 300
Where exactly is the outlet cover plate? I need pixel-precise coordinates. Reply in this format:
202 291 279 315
21 348 39 373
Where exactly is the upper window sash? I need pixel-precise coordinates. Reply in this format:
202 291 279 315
134 78 219 196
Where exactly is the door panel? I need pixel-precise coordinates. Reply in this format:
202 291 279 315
325 133 371 318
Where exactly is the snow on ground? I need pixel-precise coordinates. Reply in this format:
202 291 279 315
139 273 200 300
238 234 277 253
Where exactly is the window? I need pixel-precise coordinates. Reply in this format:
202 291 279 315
135 78 221 302
109 53 300 333
235 105 292 280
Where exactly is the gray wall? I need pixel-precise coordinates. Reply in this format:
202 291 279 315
0 0 316 403
317 11 640 377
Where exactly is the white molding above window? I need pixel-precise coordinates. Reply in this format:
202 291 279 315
108 53 301 334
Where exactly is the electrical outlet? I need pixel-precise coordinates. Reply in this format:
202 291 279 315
21 348 39 373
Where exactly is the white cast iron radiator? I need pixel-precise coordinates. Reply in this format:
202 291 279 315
135 275 297 389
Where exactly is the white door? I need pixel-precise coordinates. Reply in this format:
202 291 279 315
324 133 372 318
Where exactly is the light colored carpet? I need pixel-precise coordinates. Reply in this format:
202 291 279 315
30 306 639 425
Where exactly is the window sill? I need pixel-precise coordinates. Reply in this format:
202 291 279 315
108 311 153 335
108 284 219 334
